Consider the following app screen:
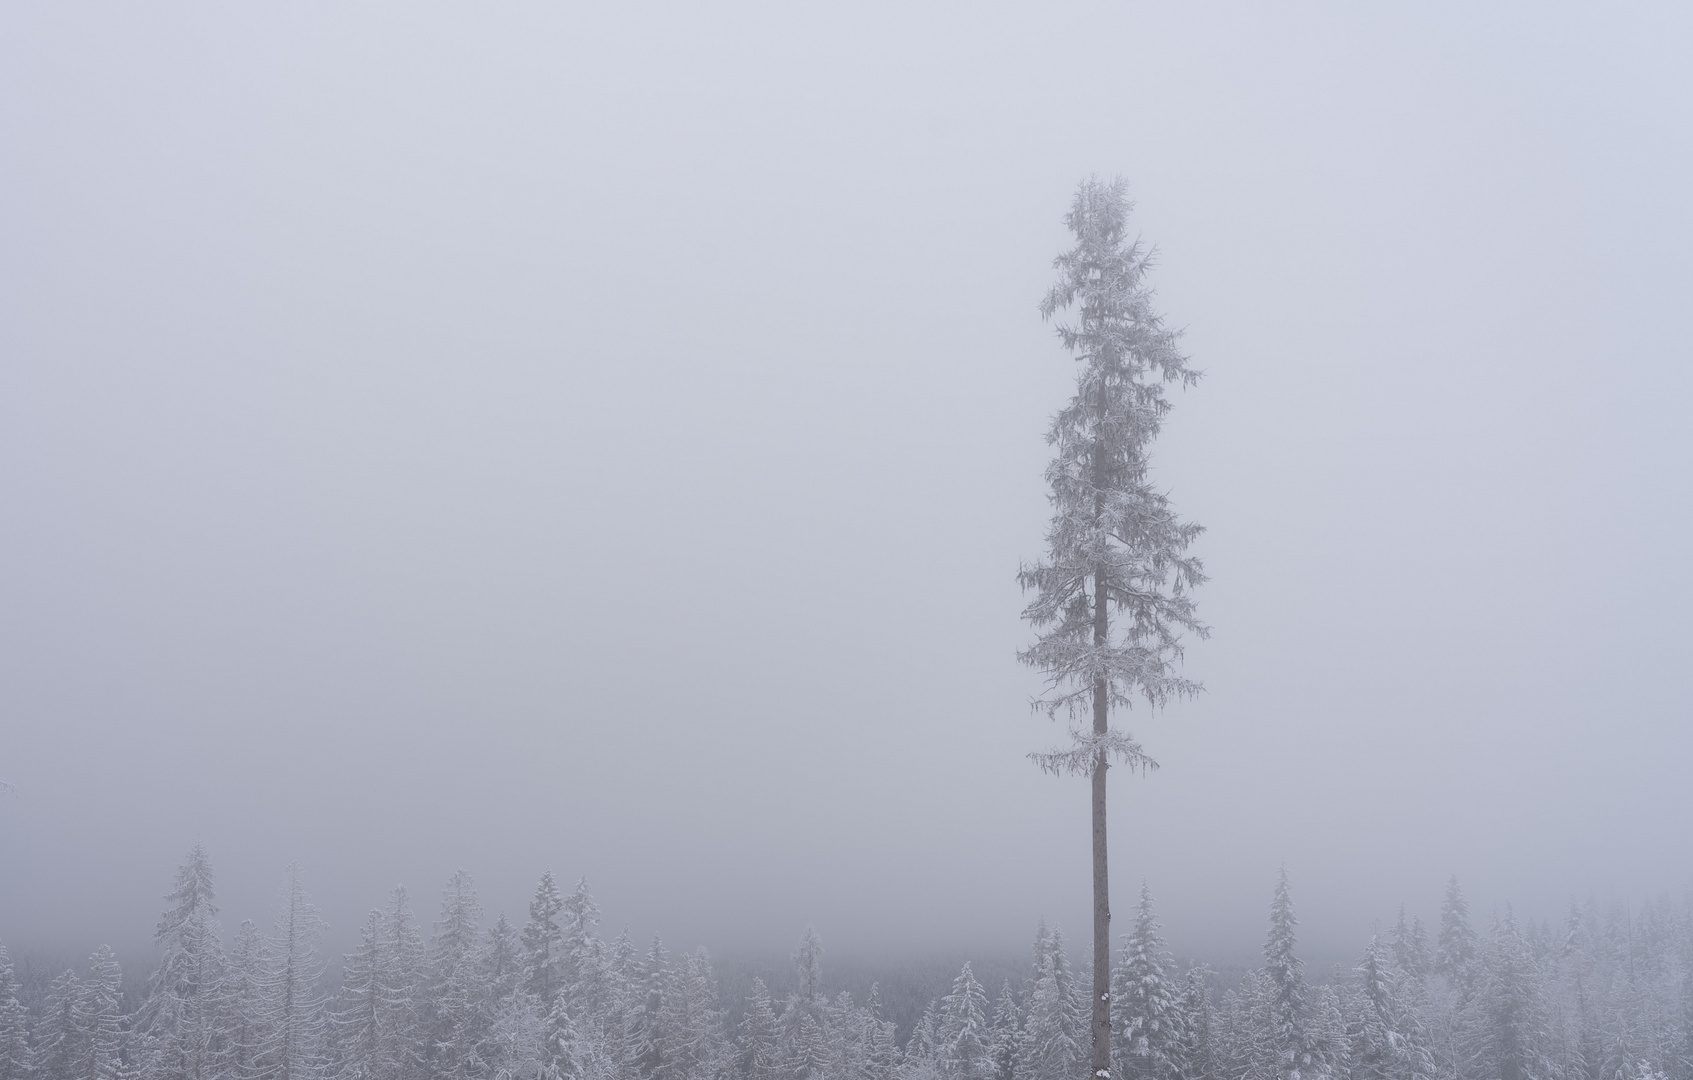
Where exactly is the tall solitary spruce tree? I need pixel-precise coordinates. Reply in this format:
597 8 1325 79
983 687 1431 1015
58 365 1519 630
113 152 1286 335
1020 177 1207 1080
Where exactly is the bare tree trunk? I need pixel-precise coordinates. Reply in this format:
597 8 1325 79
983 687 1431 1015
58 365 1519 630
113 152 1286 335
1088 366 1113 1080
1088 367 1113 1080
1091 573 1111 1080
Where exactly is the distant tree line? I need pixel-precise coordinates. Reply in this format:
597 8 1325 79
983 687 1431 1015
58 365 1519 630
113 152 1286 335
2 849 1689 1080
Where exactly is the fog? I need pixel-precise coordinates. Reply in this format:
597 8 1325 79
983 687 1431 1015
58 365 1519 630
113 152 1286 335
2 2 1690 973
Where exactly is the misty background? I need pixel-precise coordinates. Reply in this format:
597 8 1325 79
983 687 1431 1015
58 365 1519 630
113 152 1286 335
2 2 1690 975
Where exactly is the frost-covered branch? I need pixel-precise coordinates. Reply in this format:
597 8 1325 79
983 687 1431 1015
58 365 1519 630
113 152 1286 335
1028 727 1160 777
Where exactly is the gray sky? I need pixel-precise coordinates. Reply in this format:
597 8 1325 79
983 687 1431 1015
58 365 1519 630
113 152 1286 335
2 2 1690 969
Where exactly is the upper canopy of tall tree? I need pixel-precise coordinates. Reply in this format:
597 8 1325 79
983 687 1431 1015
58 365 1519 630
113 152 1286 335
1020 176 1208 774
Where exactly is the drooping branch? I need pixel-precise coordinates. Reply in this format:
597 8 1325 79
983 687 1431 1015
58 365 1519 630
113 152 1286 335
1028 727 1160 777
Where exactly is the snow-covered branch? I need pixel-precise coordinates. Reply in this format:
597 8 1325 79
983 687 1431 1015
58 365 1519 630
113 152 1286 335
1028 727 1159 778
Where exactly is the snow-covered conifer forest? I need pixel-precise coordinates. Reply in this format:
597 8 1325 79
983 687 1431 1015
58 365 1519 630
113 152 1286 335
4 11 1691 1080
3 849 1689 1080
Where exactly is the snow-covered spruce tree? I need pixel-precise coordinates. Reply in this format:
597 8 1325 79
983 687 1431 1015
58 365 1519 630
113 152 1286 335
1019 937 1087 1080
76 946 127 1080
1262 870 1326 1080
1048 930 1090 1073
267 865 329 1080
906 1002 946 1080
793 929 826 1022
1311 987 1348 1080
1179 967 1216 1080
37 968 86 1080
522 873 566 1011
483 993 548 1080
480 914 524 1010
1468 909 1557 1080
425 871 485 1080
1437 879 1479 994
792 1014 834 1080
139 845 227 1080
560 879 606 1019
599 927 641 1080
227 921 272 1080
831 990 869 1080
1350 937 1435 1080
1214 971 1269 1080
1111 885 1187 1080
939 964 992 1080
542 991 583 1080
1347 947 1401 1080
659 949 729 1080
774 927 830 1080
864 985 901 1080
989 981 1021 1080
0 942 31 1080
1018 176 1206 1080
738 980 781 1080
1389 910 1431 989
336 911 386 1080
624 937 671 1080
376 887 427 1080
